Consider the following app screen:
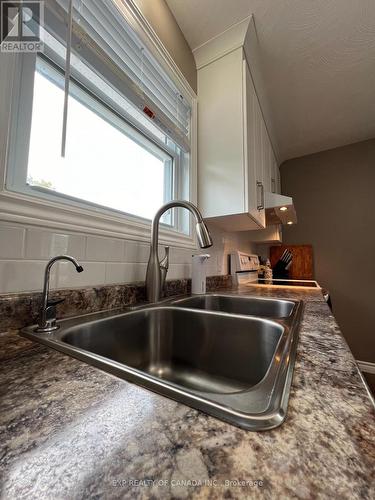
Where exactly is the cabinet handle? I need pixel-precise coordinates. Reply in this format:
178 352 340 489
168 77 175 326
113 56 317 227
257 181 264 210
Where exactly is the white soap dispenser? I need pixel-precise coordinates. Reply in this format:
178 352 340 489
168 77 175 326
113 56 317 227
191 254 210 294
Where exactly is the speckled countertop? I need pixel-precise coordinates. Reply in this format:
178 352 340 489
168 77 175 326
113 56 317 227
1 285 374 500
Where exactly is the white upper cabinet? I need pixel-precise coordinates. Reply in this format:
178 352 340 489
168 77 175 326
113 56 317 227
196 18 278 231
264 140 280 194
197 49 248 223
244 56 265 228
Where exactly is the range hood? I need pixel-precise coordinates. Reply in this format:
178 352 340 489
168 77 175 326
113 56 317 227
265 192 297 225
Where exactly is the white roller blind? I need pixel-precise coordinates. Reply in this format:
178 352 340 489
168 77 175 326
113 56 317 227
45 0 191 152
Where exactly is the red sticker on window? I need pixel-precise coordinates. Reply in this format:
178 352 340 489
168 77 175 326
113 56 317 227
143 106 155 119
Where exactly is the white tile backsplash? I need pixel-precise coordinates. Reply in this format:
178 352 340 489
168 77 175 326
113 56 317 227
56 261 106 289
105 262 147 284
0 225 25 259
123 240 171 263
0 260 57 293
205 254 220 277
86 236 124 262
105 262 128 285
0 220 258 293
124 240 150 263
169 247 195 264
123 263 148 283
25 229 86 260
167 263 192 280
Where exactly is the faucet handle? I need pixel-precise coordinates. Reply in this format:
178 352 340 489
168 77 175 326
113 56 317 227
160 246 170 270
47 298 65 307
160 246 170 296
45 298 65 323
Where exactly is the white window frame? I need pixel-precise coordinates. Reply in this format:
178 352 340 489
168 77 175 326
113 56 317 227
11 54 179 227
0 0 198 249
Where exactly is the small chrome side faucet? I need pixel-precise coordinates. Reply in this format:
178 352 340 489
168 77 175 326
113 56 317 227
35 255 83 333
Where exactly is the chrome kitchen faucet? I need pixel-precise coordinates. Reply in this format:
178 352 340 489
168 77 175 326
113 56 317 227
35 255 84 333
146 201 213 302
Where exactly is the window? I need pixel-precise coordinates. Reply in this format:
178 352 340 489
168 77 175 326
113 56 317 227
2 0 196 242
28 58 173 222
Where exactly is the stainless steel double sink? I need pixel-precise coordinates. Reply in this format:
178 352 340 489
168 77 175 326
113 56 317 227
22 293 303 431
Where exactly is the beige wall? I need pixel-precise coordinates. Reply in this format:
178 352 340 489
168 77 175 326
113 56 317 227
133 0 197 92
281 139 375 363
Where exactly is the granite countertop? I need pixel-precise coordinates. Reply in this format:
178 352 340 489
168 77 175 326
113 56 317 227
1 285 374 499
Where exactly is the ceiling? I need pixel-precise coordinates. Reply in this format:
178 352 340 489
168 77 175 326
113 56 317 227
166 0 375 162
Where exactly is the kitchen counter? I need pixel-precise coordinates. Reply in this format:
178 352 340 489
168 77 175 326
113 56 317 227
1 285 374 499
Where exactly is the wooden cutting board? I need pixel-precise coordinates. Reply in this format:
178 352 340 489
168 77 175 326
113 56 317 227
270 244 314 280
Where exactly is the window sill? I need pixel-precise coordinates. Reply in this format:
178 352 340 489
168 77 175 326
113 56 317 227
0 189 196 248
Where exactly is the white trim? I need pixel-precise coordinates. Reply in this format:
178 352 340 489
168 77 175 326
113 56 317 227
357 361 375 374
0 189 196 247
193 15 279 166
0 2 198 250
190 97 198 204
123 0 197 101
193 16 252 70
0 54 15 189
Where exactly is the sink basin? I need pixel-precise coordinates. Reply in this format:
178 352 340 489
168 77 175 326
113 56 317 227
62 307 283 394
170 294 295 318
22 299 303 430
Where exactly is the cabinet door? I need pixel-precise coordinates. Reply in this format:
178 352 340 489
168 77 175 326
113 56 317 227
244 61 265 227
276 164 281 193
253 85 266 227
198 49 246 218
262 125 273 193
270 156 277 193
272 159 281 194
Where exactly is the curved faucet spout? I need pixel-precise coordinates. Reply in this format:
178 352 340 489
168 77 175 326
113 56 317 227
36 255 84 333
146 201 213 303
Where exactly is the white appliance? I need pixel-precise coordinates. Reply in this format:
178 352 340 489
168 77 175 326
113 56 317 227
230 251 260 285
191 254 210 294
